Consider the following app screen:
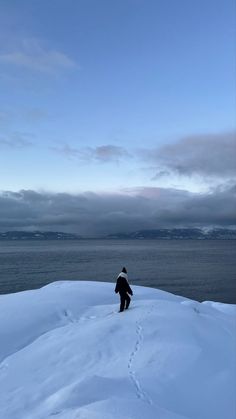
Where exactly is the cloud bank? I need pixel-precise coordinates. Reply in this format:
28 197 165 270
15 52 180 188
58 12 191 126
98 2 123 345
0 185 235 236
1 131 235 236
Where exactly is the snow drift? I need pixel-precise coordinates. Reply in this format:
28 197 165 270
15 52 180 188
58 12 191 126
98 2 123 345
0 281 235 419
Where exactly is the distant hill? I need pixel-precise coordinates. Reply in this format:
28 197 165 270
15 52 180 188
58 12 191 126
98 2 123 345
105 228 236 240
0 231 82 240
1 228 236 240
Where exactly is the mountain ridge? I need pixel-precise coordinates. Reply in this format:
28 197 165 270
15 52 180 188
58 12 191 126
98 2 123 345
0 231 82 240
105 228 236 240
1 228 236 240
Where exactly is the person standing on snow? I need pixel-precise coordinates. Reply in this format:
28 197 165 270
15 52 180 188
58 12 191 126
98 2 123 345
115 267 133 312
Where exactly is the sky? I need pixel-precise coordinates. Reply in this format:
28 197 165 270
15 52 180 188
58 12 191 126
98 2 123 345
0 0 235 236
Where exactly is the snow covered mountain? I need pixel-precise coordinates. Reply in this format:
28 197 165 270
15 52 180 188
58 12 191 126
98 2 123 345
0 281 235 419
0 231 81 240
106 228 236 240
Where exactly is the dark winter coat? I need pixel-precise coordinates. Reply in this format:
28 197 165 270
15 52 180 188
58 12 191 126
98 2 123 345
115 274 133 295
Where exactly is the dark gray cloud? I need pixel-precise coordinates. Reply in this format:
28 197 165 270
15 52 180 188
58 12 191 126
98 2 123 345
53 144 131 163
143 132 236 179
0 185 235 236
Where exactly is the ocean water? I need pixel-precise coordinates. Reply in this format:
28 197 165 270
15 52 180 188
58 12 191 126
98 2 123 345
0 240 235 303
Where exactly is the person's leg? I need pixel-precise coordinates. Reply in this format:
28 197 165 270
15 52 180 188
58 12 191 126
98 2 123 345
125 294 131 309
119 293 126 312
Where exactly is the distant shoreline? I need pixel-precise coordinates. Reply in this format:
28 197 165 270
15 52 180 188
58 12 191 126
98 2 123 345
1 237 236 241
1 228 236 241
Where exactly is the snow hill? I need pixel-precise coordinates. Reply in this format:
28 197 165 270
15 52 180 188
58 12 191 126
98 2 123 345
0 281 235 419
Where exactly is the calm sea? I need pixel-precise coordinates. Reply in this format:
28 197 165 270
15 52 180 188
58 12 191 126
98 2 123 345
0 240 235 304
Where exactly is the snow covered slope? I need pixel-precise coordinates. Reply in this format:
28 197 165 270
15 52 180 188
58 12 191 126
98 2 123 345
0 281 235 419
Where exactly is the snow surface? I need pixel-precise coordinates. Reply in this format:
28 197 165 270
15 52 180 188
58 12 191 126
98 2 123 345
0 281 235 419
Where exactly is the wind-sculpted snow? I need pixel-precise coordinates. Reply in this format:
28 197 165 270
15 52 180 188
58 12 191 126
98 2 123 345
0 281 235 419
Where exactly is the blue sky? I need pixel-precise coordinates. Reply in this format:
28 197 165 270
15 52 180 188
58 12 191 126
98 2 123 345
0 0 235 234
